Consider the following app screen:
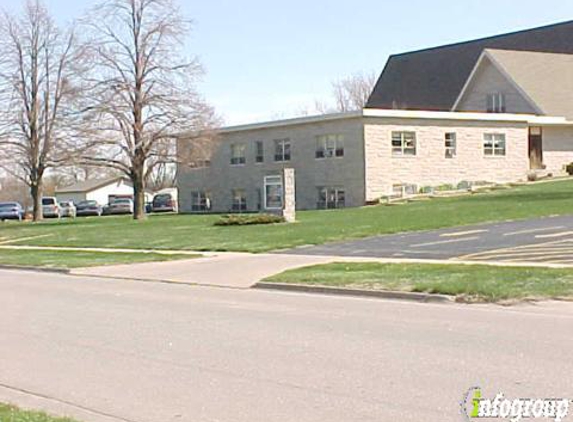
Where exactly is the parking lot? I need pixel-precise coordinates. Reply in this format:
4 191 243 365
288 215 573 265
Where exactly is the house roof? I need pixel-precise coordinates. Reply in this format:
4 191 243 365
469 49 573 119
366 20 573 111
56 176 131 194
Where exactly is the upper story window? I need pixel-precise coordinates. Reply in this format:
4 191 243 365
391 131 416 156
483 133 506 156
316 134 344 159
274 139 291 162
445 132 456 159
230 143 246 165
487 92 506 113
255 141 264 163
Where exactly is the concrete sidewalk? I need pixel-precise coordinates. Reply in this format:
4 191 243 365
71 253 339 288
69 251 573 289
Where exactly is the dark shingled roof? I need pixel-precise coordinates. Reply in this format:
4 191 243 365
366 20 573 111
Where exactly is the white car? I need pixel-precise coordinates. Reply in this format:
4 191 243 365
42 197 61 218
109 198 134 215
59 201 77 218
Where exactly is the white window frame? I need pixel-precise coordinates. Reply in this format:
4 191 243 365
445 132 456 159
231 189 247 211
274 139 291 162
391 131 417 156
264 175 283 210
483 133 506 157
487 92 506 113
316 134 344 159
190 191 210 212
317 187 345 209
230 143 246 165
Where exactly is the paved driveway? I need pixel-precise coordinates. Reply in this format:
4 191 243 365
1 270 572 422
287 215 573 265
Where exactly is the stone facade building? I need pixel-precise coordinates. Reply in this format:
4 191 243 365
178 21 573 213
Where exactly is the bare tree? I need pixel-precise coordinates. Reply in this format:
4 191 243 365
0 0 85 221
331 72 377 112
82 0 217 220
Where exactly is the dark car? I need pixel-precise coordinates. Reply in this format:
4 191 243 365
151 193 178 213
0 202 24 221
76 200 103 217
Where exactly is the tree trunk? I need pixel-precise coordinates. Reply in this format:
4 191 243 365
132 169 146 220
30 177 43 222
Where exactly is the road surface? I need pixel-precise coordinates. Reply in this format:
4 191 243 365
0 269 572 421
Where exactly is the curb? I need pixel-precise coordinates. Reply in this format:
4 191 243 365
0 264 70 274
253 282 454 303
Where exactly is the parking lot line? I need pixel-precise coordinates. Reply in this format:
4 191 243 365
502 226 565 236
410 236 481 248
535 231 573 239
439 229 488 238
455 238 573 261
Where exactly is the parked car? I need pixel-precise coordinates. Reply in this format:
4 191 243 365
151 193 178 213
76 200 103 217
0 202 24 221
42 197 61 218
59 201 76 218
108 198 134 215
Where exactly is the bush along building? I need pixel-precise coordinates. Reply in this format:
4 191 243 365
178 20 573 213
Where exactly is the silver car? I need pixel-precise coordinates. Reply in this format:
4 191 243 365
0 202 24 221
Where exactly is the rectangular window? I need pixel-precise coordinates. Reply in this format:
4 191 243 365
264 175 283 210
487 93 506 113
483 133 506 156
190 191 210 212
316 134 344 158
274 139 291 162
230 144 246 165
317 187 345 209
392 184 418 197
445 133 456 158
231 189 247 212
255 141 264 163
391 132 416 156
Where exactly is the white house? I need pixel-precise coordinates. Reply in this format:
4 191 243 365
56 177 136 205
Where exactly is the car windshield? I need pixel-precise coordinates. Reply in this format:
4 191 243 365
42 198 56 205
113 199 131 204
153 194 172 204
0 203 17 210
78 201 97 206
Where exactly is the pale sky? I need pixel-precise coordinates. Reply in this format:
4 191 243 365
2 0 573 125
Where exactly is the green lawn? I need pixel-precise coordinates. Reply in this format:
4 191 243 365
0 403 78 422
1 179 573 253
264 262 573 302
0 249 197 269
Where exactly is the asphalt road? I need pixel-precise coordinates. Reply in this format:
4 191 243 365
1 269 572 422
288 214 573 264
